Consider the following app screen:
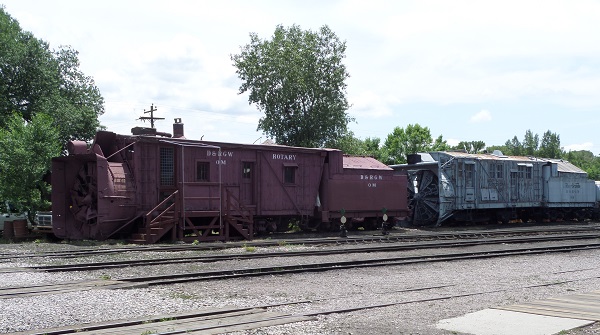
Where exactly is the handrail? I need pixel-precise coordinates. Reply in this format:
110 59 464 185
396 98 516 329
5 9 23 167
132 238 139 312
145 190 179 218
145 190 179 243
150 203 177 224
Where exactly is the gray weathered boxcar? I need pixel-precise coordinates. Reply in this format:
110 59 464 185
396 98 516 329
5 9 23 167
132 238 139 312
392 151 598 226
51 120 409 243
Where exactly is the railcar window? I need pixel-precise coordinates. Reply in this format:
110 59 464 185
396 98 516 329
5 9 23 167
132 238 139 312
526 166 532 179
284 166 296 184
242 162 252 179
496 164 503 179
160 147 174 186
196 162 210 181
518 165 525 179
465 164 474 187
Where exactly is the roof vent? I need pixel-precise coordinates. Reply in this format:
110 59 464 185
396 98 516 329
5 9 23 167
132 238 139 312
492 150 508 158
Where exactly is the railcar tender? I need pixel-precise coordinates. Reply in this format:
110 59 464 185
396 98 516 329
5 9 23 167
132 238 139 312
392 150 599 226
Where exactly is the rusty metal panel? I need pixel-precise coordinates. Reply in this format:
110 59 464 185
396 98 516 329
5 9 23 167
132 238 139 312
343 156 392 170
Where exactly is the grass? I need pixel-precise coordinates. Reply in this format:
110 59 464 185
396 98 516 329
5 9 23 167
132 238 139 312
170 292 196 300
243 244 256 252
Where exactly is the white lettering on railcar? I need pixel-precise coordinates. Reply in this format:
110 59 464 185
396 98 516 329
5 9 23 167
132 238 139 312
368 183 377 188
207 150 233 157
361 175 383 180
272 153 297 160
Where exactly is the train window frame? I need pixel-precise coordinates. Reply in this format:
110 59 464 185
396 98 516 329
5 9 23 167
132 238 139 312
242 162 252 179
283 163 298 184
159 147 175 186
518 163 533 179
489 163 497 179
196 161 210 182
464 162 475 188
496 163 503 179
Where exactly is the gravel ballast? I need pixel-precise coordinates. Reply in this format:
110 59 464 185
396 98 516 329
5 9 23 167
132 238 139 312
1 240 600 334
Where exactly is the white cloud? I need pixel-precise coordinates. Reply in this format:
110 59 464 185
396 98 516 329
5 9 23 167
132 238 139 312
446 138 461 147
349 90 397 118
4 0 600 155
564 142 594 153
470 110 492 123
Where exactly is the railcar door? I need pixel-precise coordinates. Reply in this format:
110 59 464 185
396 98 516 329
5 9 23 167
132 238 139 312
241 161 255 205
510 170 519 201
464 162 475 202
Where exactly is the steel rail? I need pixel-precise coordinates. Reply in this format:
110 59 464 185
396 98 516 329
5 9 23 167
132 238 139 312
2 241 599 299
1 223 599 260
19 232 600 273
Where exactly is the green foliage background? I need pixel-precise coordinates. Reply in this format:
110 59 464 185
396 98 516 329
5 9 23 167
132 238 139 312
0 6 104 216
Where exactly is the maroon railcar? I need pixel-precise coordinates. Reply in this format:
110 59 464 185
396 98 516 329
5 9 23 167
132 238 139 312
51 120 409 243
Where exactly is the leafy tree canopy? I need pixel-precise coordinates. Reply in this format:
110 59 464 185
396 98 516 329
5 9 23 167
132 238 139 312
232 24 352 148
325 131 382 159
494 129 563 159
0 7 104 215
565 150 600 180
452 140 486 154
0 113 61 219
380 124 450 165
0 6 104 146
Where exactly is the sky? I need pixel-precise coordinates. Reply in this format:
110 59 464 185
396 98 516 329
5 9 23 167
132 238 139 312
3 0 600 154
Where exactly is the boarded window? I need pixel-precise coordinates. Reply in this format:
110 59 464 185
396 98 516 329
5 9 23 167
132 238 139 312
196 162 210 181
284 166 296 184
160 147 174 186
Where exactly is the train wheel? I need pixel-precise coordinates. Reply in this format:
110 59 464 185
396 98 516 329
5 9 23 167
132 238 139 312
408 170 440 226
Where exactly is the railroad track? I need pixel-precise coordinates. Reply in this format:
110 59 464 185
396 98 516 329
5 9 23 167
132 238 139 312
8 266 600 335
2 238 599 299
1 223 599 261
3 231 599 273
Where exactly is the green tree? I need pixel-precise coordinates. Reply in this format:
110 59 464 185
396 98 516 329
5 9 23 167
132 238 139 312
0 113 61 220
327 131 382 158
231 24 352 147
522 129 539 156
453 140 486 154
0 7 104 146
538 130 562 158
485 145 509 155
431 135 452 152
0 7 104 215
381 124 448 164
564 150 600 180
504 136 523 156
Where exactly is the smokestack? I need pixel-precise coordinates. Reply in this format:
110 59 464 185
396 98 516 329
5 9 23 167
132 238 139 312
173 118 184 138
